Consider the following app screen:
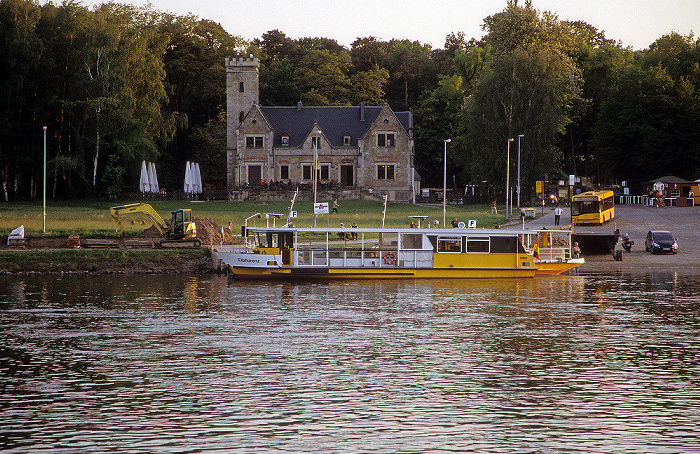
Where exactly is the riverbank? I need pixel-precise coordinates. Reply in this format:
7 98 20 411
0 249 212 274
1 204 695 275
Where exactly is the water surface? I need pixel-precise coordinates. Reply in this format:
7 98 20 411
1 272 699 453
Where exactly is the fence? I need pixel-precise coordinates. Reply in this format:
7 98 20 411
618 195 649 205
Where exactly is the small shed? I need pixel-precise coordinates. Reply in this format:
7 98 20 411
641 176 698 207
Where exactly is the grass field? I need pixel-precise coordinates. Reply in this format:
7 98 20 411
0 199 514 237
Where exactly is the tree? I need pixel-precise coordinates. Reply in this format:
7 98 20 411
295 49 352 105
188 111 227 182
462 48 581 197
0 0 43 200
384 39 437 110
593 64 700 184
413 75 466 187
260 57 300 106
350 67 389 105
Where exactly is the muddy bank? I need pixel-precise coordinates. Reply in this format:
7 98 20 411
0 249 213 275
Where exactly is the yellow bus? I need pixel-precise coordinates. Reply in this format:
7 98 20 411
571 190 615 225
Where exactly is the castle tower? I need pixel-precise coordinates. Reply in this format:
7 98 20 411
226 55 260 188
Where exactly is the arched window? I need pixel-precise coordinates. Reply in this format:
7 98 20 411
239 81 244 92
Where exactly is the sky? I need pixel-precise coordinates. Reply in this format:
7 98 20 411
71 0 697 51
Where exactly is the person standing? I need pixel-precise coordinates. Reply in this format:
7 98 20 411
554 205 563 226
572 242 581 259
332 198 339 213
491 200 498 215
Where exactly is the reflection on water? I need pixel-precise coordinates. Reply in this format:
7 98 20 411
1 272 699 453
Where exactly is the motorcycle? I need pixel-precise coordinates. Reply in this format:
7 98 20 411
621 234 634 253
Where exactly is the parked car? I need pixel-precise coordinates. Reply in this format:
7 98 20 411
645 230 678 254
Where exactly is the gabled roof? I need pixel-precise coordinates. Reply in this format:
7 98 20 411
259 104 412 148
644 175 694 184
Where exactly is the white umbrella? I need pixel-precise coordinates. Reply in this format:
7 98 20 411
147 162 155 193
140 161 150 193
184 161 192 193
149 162 159 193
194 162 203 194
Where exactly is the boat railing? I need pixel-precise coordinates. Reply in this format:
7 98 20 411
537 246 571 263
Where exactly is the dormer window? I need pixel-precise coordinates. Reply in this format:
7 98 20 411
343 135 351 145
281 136 289 146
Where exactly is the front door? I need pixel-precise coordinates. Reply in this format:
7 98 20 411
340 165 354 187
247 165 262 185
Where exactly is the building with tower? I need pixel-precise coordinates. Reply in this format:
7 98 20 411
226 56 416 201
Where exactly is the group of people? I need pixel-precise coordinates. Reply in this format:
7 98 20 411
338 222 358 240
256 179 292 190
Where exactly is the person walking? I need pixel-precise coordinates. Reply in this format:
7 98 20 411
332 198 339 214
554 205 563 226
491 200 498 215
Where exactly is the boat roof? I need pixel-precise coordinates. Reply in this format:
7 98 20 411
244 226 542 235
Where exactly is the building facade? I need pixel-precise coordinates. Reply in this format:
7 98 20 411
225 56 415 200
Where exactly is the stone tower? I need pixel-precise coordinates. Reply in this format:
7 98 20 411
226 55 260 188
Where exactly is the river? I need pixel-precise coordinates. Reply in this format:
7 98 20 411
1 272 699 453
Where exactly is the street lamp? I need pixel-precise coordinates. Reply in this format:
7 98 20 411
517 134 524 209
506 138 514 221
43 126 47 235
443 139 451 228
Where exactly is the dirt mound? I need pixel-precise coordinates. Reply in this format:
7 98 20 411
137 217 241 246
194 217 240 246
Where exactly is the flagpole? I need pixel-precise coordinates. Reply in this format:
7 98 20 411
313 133 319 227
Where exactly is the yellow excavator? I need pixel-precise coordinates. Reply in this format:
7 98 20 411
110 203 201 248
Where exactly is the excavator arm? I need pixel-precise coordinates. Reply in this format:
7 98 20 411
110 203 169 237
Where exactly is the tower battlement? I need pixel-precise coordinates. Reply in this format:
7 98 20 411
226 55 259 69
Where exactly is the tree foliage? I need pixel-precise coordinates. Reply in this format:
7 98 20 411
0 0 698 201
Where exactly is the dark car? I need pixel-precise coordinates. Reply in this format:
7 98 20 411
645 230 678 254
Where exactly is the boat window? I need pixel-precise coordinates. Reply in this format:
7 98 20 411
380 233 398 250
438 237 462 253
400 233 422 250
490 236 517 253
466 237 490 253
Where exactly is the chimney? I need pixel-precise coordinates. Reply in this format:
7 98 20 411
360 102 365 122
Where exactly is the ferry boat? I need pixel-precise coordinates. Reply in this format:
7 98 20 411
216 224 583 280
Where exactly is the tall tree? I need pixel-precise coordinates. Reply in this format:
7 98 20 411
0 0 43 200
295 49 352 105
462 47 581 196
594 60 700 184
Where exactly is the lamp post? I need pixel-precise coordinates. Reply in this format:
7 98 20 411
443 139 451 228
517 134 524 209
506 138 514 221
313 131 321 228
43 126 47 235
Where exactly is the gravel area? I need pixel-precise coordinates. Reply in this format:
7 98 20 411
517 204 699 273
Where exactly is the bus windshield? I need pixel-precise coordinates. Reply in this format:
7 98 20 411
572 201 599 216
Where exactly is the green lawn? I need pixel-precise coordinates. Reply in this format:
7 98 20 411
0 198 515 237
